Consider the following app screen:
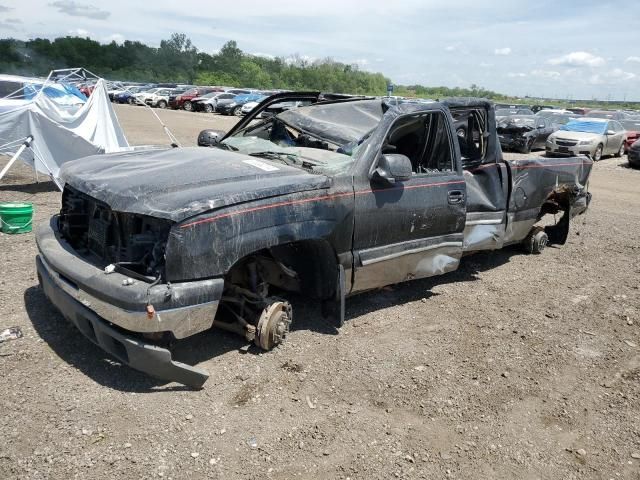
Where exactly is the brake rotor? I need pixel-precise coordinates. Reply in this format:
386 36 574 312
254 300 292 351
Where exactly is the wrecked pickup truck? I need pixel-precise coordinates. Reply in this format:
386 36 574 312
35 92 592 388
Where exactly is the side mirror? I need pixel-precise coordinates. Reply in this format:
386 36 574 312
606 130 615 136
372 154 412 184
197 129 226 147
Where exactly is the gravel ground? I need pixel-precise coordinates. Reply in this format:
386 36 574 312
1 104 639 479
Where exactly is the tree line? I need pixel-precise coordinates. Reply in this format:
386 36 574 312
0 33 509 100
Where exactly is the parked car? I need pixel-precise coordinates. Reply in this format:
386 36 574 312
567 107 590 115
586 110 628 121
192 92 237 113
621 117 640 153
36 93 592 387
132 87 162 105
169 87 222 111
536 112 580 126
260 100 312 118
224 88 253 95
497 115 556 153
216 93 266 116
546 117 626 160
240 97 267 115
628 139 640 168
535 109 575 118
530 105 558 113
114 86 151 104
142 88 176 108
495 107 535 119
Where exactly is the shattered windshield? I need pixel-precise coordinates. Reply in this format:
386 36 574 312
220 124 356 175
219 99 385 174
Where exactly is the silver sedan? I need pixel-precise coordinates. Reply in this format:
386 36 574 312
546 118 626 160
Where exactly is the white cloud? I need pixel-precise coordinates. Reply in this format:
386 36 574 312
250 52 275 60
494 47 511 56
589 68 635 85
530 69 561 78
609 68 635 81
445 45 457 52
479 62 493 68
548 51 605 67
507 72 526 78
625 56 640 63
67 28 90 36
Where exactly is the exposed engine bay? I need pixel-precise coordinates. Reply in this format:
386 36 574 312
59 185 171 280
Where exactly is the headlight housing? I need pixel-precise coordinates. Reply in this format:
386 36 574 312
578 139 594 145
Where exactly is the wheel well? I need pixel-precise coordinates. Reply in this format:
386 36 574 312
225 239 338 300
539 187 573 245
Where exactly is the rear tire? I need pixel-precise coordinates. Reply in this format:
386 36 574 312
127 97 134 105
592 144 603 161
183 101 192 112
204 104 213 113
614 141 625 158
157 100 167 109
232 106 242 116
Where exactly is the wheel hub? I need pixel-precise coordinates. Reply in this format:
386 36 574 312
255 300 292 350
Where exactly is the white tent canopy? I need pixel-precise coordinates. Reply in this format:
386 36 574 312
0 72 130 187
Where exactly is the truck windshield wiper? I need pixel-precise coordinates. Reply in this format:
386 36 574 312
248 151 315 169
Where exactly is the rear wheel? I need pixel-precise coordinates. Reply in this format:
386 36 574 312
204 103 213 113
614 141 625 158
183 101 192 112
157 100 167 109
232 106 242 116
592 144 603 161
127 97 134 105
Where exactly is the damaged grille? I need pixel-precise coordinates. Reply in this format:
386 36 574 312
59 185 172 279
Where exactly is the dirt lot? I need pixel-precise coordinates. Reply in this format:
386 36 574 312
1 104 639 480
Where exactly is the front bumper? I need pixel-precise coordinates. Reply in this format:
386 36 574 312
498 134 528 152
37 256 209 388
35 218 224 339
34 218 226 387
217 104 235 114
546 142 594 157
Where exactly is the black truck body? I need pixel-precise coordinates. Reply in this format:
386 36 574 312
35 93 592 387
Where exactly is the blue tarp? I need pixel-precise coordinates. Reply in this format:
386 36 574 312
23 82 86 102
560 119 607 134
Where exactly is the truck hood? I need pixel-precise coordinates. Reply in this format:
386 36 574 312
60 147 331 222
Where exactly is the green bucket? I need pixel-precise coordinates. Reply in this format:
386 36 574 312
0 202 33 234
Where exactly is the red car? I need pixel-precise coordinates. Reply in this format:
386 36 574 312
79 84 95 98
622 118 640 153
169 87 223 111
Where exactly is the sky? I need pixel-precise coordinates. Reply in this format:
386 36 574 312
0 0 638 100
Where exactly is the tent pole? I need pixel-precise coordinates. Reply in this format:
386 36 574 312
0 136 33 183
